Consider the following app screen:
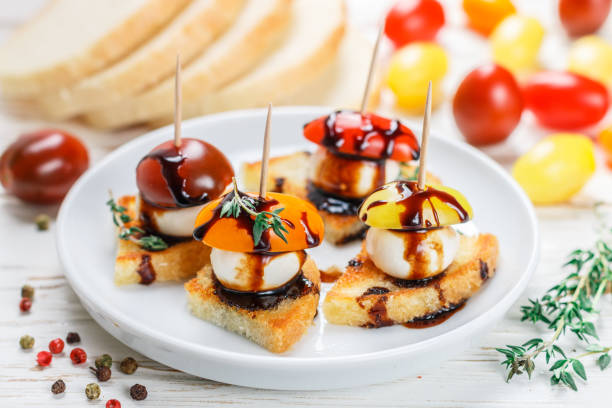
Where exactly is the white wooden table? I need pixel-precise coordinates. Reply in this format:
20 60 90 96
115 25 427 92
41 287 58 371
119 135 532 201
2 1 612 407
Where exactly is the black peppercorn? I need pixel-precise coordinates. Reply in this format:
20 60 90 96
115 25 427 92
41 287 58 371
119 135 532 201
120 357 138 374
66 332 81 344
130 384 147 401
90 366 111 382
51 379 65 394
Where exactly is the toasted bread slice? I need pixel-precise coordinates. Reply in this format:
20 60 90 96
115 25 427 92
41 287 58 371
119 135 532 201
323 234 499 327
0 0 190 98
114 195 211 286
241 151 440 245
185 255 320 353
84 0 291 129
38 0 245 119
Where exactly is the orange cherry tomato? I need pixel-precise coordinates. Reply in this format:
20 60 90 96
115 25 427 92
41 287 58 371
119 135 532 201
462 0 516 36
559 0 611 37
597 125 612 169
194 192 324 253
385 0 445 48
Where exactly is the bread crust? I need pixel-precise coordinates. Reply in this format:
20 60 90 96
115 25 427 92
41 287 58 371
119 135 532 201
113 195 211 286
0 0 191 97
323 234 499 327
185 255 320 353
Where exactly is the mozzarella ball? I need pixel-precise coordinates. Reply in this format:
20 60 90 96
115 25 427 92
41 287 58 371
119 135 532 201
310 147 400 198
365 227 459 280
211 249 303 292
137 194 205 237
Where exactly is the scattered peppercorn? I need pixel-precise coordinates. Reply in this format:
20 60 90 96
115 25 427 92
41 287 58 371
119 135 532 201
95 354 113 369
35 213 50 231
70 347 87 364
37 351 52 366
120 357 138 374
66 332 81 344
21 284 34 299
51 379 66 394
49 338 65 354
85 383 101 400
106 399 121 408
90 366 111 382
19 335 35 349
130 384 147 401
19 297 32 312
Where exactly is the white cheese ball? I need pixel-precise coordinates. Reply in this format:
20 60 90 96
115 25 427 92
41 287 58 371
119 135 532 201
136 195 204 237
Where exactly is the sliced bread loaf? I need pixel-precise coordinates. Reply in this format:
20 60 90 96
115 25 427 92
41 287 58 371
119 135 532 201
84 0 291 129
149 0 346 125
0 0 190 98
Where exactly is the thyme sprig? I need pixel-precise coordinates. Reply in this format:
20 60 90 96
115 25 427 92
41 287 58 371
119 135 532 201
107 193 168 251
219 178 288 246
497 212 612 391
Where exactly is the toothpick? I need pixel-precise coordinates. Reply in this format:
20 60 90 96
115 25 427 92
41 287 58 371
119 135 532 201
360 22 384 113
174 54 182 148
417 81 433 190
258 103 272 197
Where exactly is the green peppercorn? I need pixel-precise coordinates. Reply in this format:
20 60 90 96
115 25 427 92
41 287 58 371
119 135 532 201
19 335 35 349
95 354 113 369
35 214 50 231
120 357 138 374
21 284 34 299
85 383 100 400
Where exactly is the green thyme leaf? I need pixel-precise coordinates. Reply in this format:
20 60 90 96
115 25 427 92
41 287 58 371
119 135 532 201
597 354 611 371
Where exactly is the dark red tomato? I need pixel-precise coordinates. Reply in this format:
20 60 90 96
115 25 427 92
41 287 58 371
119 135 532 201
559 0 611 37
385 0 445 47
453 64 523 146
523 71 609 130
0 129 89 204
136 138 234 208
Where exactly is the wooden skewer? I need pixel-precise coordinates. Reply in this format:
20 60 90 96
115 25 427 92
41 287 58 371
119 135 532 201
417 81 433 190
360 22 385 113
174 54 182 148
258 103 273 197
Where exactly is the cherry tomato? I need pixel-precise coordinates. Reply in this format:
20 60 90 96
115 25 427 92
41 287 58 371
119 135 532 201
567 35 612 86
512 133 595 205
490 14 545 73
453 64 523 145
386 42 448 111
385 0 445 48
523 71 609 130
559 0 611 37
0 129 89 204
597 125 612 168
462 0 516 36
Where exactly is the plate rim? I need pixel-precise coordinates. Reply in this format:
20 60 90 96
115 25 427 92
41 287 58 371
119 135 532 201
57 106 540 367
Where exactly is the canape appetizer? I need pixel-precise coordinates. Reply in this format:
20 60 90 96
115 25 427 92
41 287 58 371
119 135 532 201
111 138 234 285
242 110 427 244
322 180 499 327
185 178 324 353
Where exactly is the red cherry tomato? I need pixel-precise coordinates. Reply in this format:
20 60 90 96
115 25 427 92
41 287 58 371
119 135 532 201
136 138 234 208
523 71 609 130
559 0 611 37
453 64 523 145
385 0 445 47
0 129 89 204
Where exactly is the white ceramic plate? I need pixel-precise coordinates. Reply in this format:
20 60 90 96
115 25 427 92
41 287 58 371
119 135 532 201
57 107 539 390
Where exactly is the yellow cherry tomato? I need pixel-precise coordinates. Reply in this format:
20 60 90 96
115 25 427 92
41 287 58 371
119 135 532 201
386 42 448 112
597 125 612 169
463 0 516 36
512 133 596 205
359 181 473 230
490 14 545 73
567 35 612 86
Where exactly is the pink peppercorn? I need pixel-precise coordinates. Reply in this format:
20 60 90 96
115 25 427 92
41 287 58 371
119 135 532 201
37 351 52 366
49 338 64 354
70 347 87 364
106 399 121 408
19 297 32 312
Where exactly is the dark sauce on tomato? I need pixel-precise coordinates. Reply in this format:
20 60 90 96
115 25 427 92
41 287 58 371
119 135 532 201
212 271 317 311
364 180 470 229
300 211 320 247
